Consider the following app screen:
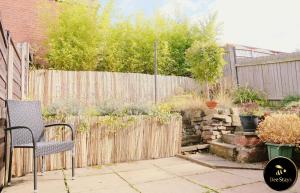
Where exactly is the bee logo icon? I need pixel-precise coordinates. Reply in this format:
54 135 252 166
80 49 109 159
275 165 286 176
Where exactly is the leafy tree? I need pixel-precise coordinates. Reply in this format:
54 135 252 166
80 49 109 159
185 15 225 98
161 19 194 76
46 0 101 70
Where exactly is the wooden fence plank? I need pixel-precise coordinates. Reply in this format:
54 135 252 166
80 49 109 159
29 70 201 106
236 52 300 99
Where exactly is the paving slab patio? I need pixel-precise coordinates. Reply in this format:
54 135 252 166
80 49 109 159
3 157 299 193
178 153 265 170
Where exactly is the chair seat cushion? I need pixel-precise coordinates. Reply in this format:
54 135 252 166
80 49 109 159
16 141 74 157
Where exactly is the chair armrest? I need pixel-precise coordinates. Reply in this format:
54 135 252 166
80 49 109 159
5 126 36 146
44 123 75 140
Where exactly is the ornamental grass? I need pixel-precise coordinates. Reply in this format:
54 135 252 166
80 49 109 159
257 114 300 144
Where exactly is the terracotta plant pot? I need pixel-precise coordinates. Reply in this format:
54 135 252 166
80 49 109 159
206 100 218 109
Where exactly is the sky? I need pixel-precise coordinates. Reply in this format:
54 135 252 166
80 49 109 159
100 0 300 52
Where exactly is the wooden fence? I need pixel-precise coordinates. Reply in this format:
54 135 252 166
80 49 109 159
29 70 200 106
0 29 30 116
11 115 182 177
235 52 300 100
222 44 283 87
0 18 30 187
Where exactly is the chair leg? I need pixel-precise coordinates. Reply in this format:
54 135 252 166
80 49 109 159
33 151 37 193
72 148 75 180
7 148 13 185
3 133 7 186
41 156 45 176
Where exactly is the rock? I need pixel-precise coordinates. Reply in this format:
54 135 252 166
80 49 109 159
203 115 213 121
222 122 232 127
231 115 242 126
202 130 220 136
202 134 216 140
217 108 231 115
181 144 210 152
217 126 226 130
225 126 236 131
206 140 213 144
191 116 202 122
236 146 268 163
211 122 223 126
182 134 201 146
195 130 202 135
212 114 232 123
205 109 218 115
191 110 203 117
221 130 231 135
230 107 240 115
234 134 264 147
202 126 215 131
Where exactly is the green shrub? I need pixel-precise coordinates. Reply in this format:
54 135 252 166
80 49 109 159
233 87 267 105
43 99 178 120
282 95 300 106
94 101 122 116
122 104 150 115
40 0 221 76
45 0 101 70
43 100 82 117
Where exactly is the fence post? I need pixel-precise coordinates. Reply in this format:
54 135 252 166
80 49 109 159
6 32 13 100
18 42 29 99
153 40 158 104
228 45 238 86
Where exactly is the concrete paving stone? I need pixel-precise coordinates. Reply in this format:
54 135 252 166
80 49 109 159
159 163 215 176
117 167 176 184
78 185 138 193
187 153 265 169
108 160 156 172
64 166 113 178
186 171 259 190
150 157 190 167
67 173 129 193
5 157 289 193
135 177 208 193
289 171 300 193
221 169 264 181
3 171 65 193
220 182 295 193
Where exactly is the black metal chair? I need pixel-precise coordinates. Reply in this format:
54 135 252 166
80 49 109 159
5 100 75 193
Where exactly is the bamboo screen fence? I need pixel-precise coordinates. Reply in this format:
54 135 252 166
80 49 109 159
11 115 182 177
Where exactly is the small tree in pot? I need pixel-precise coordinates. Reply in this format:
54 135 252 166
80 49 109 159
185 15 225 109
257 114 300 160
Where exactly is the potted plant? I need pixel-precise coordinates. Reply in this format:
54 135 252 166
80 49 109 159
185 25 225 109
293 146 300 166
206 100 218 109
239 102 261 132
257 114 300 160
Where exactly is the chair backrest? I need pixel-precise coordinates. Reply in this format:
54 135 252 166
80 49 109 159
6 100 44 146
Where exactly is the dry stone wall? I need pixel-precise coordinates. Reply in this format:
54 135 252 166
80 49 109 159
181 107 241 146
